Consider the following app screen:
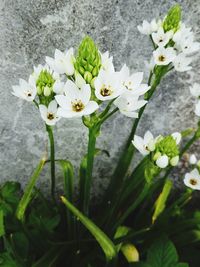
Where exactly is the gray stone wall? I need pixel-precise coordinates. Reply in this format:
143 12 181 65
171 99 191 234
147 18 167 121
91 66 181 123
0 0 200 196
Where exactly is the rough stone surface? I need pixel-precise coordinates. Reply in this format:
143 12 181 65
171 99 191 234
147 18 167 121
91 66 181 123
0 0 200 197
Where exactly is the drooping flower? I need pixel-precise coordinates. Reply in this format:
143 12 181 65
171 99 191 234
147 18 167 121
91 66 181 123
119 65 150 96
114 93 147 118
12 76 37 102
55 80 99 118
132 131 156 156
152 27 173 47
137 19 160 35
100 51 115 73
184 168 200 190
39 100 60 126
46 48 75 76
153 47 176 66
94 69 123 101
190 83 200 98
173 53 192 72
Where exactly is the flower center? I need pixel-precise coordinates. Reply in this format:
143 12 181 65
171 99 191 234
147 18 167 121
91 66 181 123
27 91 32 97
100 85 113 96
47 112 54 120
190 178 197 186
72 100 85 112
158 55 166 62
124 81 132 90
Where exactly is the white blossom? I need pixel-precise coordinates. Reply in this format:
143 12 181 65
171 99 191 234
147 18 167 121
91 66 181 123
132 131 156 156
114 92 147 118
55 80 98 118
153 47 176 66
46 48 75 76
39 100 60 126
184 168 200 190
190 83 200 98
152 27 173 47
173 53 192 72
100 51 115 72
12 76 37 102
137 19 160 35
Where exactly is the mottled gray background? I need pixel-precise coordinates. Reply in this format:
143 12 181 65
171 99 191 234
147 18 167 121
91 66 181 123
0 0 200 196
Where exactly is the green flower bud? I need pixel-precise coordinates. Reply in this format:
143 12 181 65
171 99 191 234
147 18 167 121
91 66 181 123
36 70 55 97
84 71 93 83
121 243 139 263
155 135 179 159
170 155 179 166
75 36 101 84
163 4 181 32
153 151 161 161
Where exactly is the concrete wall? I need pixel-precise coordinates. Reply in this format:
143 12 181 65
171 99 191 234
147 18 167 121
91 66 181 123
0 0 200 196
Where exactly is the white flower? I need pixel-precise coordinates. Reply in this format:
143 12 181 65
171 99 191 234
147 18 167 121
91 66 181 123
119 65 150 96
195 100 200 116
12 76 37 102
179 37 200 55
173 53 192 72
53 80 65 94
170 155 179 166
190 83 200 98
156 154 169 168
132 131 156 156
46 48 75 76
189 154 197 165
100 51 115 73
94 70 123 101
137 19 159 35
153 47 176 66
74 71 86 88
55 80 99 118
184 168 200 190
152 27 173 47
171 132 182 145
114 92 147 118
173 23 193 46
39 100 60 126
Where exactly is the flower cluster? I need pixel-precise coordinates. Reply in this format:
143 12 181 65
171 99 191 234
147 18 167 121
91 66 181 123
12 37 150 126
132 131 181 168
138 5 200 72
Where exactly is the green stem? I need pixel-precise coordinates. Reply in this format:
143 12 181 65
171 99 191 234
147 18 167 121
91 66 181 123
46 125 56 200
83 126 98 215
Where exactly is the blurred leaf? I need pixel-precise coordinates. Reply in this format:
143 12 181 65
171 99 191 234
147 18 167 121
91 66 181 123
152 179 173 224
11 232 29 260
16 158 45 221
61 196 117 261
0 253 21 267
0 210 5 237
147 236 178 267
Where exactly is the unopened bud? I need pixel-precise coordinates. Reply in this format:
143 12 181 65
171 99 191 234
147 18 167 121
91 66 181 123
121 243 139 263
43 86 51 97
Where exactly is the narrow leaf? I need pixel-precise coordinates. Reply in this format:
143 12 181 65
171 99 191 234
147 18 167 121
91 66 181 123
152 179 172 223
0 210 5 237
16 157 46 221
61 196 117 261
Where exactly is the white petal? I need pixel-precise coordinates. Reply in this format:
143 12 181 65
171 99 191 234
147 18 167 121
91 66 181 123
171 132 182 144
39 105 48 121
48 100 57 113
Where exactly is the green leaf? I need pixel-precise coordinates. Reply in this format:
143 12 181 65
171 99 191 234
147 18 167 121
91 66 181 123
133 263 152 267
174 264 189 267
152 179 173 223
0 210 5 237
147 236 178 267
16 157 46 221
32 247 63 267
0 253 21 267
61 196 117 261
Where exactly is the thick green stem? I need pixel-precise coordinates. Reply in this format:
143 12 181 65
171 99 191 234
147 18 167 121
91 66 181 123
46 125 56 199
83 126 98 215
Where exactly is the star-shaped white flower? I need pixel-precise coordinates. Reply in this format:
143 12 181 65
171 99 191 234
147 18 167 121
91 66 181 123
132 130 156 155
12 76 37 102
94 70 123 101
55 80 99 118
114 92 147 118
173 53 192 72
152 27 173 47
179 37 200 55
190 83 200 98
39 100 61 126
137 19 160 35
119 65 150 96
173 23 193 46
184 168 200 190
46 48 75 76
153 47 176 66
100 51 115 73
